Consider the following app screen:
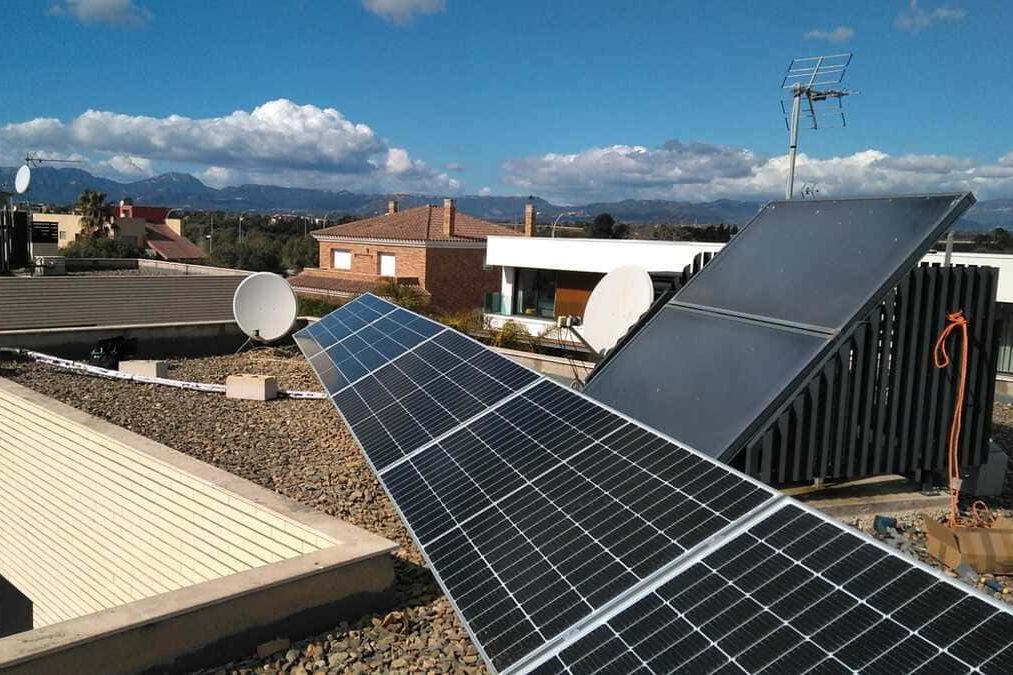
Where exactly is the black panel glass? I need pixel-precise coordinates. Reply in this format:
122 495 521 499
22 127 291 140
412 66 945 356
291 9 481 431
585 305 825 457
677 195 970 331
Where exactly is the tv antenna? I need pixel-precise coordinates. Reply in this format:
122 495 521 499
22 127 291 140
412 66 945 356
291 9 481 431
781 53 855 200
23 152 85 168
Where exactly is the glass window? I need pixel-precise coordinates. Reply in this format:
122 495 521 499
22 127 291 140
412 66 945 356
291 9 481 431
332 249 352 270
379 253 396 276
514 269 556 318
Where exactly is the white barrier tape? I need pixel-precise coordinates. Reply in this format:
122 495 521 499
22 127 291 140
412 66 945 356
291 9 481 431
0 348 327 399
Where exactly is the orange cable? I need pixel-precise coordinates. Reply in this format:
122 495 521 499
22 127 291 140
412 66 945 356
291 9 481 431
933 310 991 528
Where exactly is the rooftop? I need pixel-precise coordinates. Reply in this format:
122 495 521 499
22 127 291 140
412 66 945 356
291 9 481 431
3 350 1012 673
313 204 522 242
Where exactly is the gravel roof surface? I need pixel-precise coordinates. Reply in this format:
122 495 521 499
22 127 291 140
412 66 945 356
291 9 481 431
3 352 1013 674
1 350 486 675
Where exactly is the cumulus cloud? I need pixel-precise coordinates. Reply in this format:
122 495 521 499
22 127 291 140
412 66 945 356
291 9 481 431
362 0 445 24
0 98 455 192
444 162 464 172
47 0 151 27
478 186 492 196
803 26 855 43
100 154 154 177
894 1 965 32
502 140 1013 203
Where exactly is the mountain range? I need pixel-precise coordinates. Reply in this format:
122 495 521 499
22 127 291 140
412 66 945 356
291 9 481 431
3 166 1010 230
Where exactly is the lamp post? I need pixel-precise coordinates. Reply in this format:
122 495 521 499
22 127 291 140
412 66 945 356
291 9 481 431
551 212 580 238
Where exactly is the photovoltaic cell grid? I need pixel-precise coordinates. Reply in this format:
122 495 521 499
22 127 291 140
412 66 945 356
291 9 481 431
383 380 772 668
298 296 1013 674
530 503 1013 675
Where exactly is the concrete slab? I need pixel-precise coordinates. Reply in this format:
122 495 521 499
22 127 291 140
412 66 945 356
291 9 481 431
118 359 168 378
226 374 278 401
782 474 950 519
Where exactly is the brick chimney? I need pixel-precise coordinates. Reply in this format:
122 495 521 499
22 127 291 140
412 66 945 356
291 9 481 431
387 199 398 215
524 202 536 237
442 198 456 237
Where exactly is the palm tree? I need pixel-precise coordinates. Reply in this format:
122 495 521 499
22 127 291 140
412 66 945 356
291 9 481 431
75 189 108 237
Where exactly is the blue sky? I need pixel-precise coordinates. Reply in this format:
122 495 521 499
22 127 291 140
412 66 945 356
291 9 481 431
2 0 1011 203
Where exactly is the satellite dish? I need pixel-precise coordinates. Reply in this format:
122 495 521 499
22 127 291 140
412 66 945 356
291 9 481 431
233 272 298 342
576 265 654 354
14 166 31 194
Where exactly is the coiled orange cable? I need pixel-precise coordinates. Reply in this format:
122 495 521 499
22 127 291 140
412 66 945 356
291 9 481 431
933 310 993 529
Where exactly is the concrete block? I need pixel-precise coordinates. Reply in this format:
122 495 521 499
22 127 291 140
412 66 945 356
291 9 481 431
226 374 278 401
118 360 168 378
963 441 1009 497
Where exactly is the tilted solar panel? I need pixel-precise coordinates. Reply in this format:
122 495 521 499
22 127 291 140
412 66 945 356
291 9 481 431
584 193 976 461
295 295 1013 673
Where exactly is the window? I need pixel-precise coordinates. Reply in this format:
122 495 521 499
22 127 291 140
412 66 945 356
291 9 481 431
59 231 66 240
332 249 352 270
379 253 396 277
514 269 556 318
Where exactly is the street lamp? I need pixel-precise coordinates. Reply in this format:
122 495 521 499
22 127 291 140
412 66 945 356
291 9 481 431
551 211 581 238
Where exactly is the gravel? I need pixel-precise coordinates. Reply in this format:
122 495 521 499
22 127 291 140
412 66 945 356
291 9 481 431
1 350 486 675
4 351 1013 673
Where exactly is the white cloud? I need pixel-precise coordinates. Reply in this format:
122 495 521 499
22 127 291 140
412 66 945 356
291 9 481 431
47 0 151 27
444 162 464 172
361 0 445 25
502 140 1013 203
894 1 965 32
0 98 455 192
803 26 855 43
100 154 154 177
478 186 492 196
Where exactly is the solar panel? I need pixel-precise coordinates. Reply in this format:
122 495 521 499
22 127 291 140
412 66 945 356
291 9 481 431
526 503 1013 674
584 194 975 460
298 294 1013 674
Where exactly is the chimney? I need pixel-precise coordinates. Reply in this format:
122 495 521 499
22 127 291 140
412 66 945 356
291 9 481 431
387 199 398 215
443 198 455 237
524 202 536 237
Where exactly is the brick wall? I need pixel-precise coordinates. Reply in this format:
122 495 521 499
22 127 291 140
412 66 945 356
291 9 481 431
317 242 427 285
425 247 500 313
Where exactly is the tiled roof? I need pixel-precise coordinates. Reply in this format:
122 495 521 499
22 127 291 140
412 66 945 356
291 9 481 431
312 205 522 242
144 224 206 261
288 272 429 298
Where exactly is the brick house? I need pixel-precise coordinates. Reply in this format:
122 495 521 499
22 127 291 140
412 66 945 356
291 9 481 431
290 199 533 312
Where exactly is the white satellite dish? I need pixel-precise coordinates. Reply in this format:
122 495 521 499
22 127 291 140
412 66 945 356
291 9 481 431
233 272 298 342
576 265 654 354
14 165 31 194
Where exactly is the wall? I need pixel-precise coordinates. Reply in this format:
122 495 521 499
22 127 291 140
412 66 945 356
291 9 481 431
486 235 724 274
30 213 81 247
0 276 244 331
425 247 500 312
317 240 427 284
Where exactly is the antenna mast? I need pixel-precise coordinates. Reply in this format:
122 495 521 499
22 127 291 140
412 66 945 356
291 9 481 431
781 53 855 199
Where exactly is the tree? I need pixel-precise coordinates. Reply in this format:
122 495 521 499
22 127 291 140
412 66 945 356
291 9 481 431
75 189 108 237
61 237 143 258
281 235 318 271
585 213 628 239
376 280 430 311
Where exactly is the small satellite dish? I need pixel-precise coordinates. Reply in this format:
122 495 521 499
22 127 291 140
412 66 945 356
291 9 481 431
233 272 298 342
576 265 654 354
14 165 31 194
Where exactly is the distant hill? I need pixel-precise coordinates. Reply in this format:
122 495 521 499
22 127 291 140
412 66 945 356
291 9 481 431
2 166 1010 229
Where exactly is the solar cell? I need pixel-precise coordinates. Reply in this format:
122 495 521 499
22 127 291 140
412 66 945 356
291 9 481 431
297 295 1013 675
529 503 1013 674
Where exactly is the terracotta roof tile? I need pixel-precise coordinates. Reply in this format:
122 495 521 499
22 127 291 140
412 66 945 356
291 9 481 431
144 224 206 261
313 205 522 242
288 272 429 298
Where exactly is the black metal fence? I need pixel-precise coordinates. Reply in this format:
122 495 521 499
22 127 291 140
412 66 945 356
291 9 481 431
735 263 999 485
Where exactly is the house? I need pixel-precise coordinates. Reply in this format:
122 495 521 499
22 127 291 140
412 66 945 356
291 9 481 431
31 201 203 263
289 198 528 312
484 235 724 335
